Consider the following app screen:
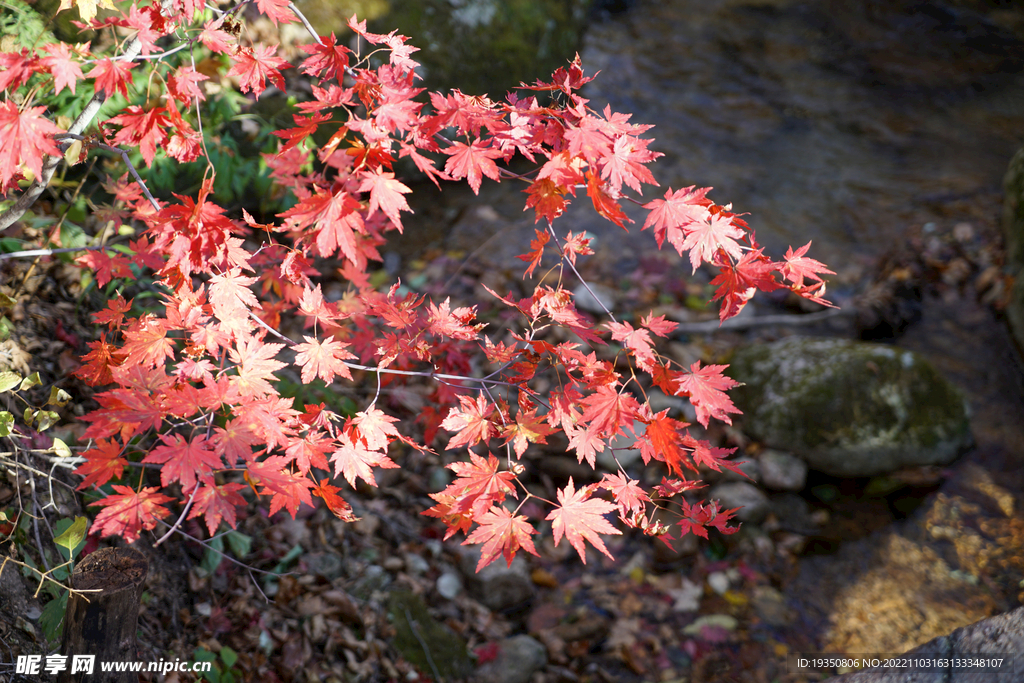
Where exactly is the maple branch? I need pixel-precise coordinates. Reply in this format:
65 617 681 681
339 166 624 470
545 222 617 321
671 307 849 335
288 3 324 47
0 0 175 232
55 134 162 213
153 483 200 547
0 244 117 262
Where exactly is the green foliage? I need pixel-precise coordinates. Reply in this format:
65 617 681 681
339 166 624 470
194 645 241 683
0 0 57 51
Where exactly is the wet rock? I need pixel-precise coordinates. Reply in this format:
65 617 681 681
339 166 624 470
708 481 770 524
1003 146 1024 352
437 572 462 599
388 590 472 680
729 338 973 477
770 493 820 536
474 635 547 683
828 606 1024 683
758 449 808 491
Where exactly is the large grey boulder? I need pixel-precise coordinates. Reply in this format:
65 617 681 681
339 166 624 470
825 606 1024 683
1002 146 1024 352
728 338 973 477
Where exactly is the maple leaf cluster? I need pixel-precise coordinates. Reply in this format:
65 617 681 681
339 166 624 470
0 2 834 567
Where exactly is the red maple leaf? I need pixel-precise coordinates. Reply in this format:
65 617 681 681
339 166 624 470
780 241 835 288
228 338 286 398
312 480 357 522
254 0 294 25
600 472 650 518
293 335 355 384
142 433 223 492
330 433 398 487
524 178 569 225
517 228 550 278
442 139 502 194
567 423 606 469
439 452 516 518
247 456 315 518
352 406 400 451
87 58 137 99
675 361 741 427
187 482 247 535
300 33 351 80
76 250 134 287
279 187 365 263
641 312 678 337
586 170 630 229
709 248 782 321
357 168 412 230
607 321 657 372
580 384 640 439
0 101 63 189
41 43 85 95
228 45 289 99
642 186 711 251
680 213 745 273
272 112 331 153
440 394 496 450
546 478 621 563
599 134 660 195
426 298 484 340
120 315 175 369
463 506 540 571
502 408 554 458
75 438 129 489
108 104 170 167
91 485 174 543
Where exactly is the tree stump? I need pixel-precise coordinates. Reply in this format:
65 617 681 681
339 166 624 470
58 547 148 683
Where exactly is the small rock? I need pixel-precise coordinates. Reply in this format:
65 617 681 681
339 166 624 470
573 283 617 315
751 586 792 626
758 449 808 491
707 571 731 595
709 481 771 523
302 552 344 581
350 565 391 600
474 635 547 683
437 572 462 600
403 552 430 575
459 547 535 612
770 493 820 535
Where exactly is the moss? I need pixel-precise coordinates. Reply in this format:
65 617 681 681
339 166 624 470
729 338 972 476
388 590 472 679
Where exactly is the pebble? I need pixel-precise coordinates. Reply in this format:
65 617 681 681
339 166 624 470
707 571 730 595
437 572 463 599
759 449 808 491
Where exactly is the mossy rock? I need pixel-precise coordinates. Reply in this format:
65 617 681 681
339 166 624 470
1002 146 1024 352
387 590 471 679
728 338 973 477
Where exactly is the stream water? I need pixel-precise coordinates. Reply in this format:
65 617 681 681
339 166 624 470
395 0 1024 660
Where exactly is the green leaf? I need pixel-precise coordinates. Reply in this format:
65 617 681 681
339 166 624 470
53 517 88 560
219 646 238 669
23 407 36 425
225 531 251 559
35 410 60 431
39 592 68 643
47 386 72 407
0 412 13 437
52 438 72 458
20 372 41 391
201 536 224 575
0 371 21 393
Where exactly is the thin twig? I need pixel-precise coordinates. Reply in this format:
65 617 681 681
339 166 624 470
405 607 443 683
671 307 851 336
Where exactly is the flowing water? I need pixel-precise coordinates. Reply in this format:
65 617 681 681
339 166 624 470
395 0 1024 658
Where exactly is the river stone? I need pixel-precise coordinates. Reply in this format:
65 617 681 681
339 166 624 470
758 449 807 491
474 635 547 683
1002 146 1024 353
708 481 770 524
728 338 973 477
458 547 535 612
